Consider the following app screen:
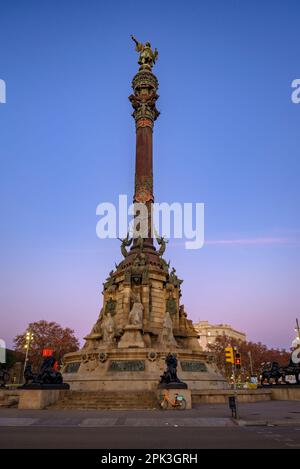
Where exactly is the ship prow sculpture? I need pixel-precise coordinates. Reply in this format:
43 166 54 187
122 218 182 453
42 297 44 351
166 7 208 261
62 37 227 392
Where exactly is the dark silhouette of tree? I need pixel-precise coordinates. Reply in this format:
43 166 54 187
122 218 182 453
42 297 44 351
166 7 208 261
208 335 290 381
14 320 80 369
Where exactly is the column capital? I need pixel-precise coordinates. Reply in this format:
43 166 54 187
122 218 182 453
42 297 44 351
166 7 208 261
129 70 160 125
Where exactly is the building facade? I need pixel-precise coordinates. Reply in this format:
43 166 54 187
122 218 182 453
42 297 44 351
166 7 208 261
194 321 246 350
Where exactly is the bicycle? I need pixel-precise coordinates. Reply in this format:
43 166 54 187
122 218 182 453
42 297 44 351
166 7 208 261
159 389 186 410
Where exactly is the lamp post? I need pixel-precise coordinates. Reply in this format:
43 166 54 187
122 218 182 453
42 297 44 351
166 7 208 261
248 350 254 376
23 331 34 379
232 346 239 419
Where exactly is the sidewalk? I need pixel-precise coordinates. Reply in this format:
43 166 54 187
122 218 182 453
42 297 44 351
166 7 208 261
0 400 299 427
229 400 300 427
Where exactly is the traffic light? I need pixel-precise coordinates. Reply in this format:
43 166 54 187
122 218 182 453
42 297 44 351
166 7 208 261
235 353 241 369
225 346 234 364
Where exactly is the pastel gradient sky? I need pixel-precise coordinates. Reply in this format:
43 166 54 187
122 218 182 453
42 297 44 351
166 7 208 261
1 0 300 350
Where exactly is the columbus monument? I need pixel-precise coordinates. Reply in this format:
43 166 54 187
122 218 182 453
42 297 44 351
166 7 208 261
62 37 226 392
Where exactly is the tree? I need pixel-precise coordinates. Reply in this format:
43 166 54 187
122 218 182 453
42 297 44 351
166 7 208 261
14 320 80 369
208 335 290 382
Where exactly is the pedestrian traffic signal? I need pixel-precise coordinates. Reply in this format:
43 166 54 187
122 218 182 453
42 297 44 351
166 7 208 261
225 346 234 364
235 353 241 369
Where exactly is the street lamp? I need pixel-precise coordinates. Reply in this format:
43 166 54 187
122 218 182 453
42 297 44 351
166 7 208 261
23 331 34 379
248 350 254 376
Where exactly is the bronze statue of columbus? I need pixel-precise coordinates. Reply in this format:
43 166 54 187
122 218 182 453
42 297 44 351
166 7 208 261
131 35 158 71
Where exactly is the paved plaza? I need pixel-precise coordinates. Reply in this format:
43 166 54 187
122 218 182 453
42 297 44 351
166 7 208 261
0 401 300 448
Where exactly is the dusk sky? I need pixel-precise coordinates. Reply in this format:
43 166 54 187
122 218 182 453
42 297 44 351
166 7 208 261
1 0 299 350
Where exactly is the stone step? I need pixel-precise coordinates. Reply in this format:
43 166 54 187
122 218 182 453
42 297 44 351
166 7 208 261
48 390 158 410
60 396 156 402
51 404 157 410
0 397 19 408
61 395 155 400
74 399 155 402
59 400 156 405
60 393 156 400
67 392 154 395
60 398 156 404
53 404 157 409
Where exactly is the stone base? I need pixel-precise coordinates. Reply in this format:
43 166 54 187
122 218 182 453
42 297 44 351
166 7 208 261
158 382 187 389
62 347 228 392
191 389 272 404
21 383 70 390
118 325 145 349
157 388 192 409
270 386 300 401
0 389 20 408
18 389 69 409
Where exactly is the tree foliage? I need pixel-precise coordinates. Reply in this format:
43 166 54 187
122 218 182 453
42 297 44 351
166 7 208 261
14 320 80 368
208 335 290 381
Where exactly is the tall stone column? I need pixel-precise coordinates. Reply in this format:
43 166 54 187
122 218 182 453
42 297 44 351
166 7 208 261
129 70 160 250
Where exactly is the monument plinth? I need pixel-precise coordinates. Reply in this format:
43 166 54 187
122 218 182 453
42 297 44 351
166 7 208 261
118 325 145 349
62 37 227 393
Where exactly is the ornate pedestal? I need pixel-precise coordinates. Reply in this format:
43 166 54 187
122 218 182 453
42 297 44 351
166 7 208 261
63 347 227 392
118 325 145 349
